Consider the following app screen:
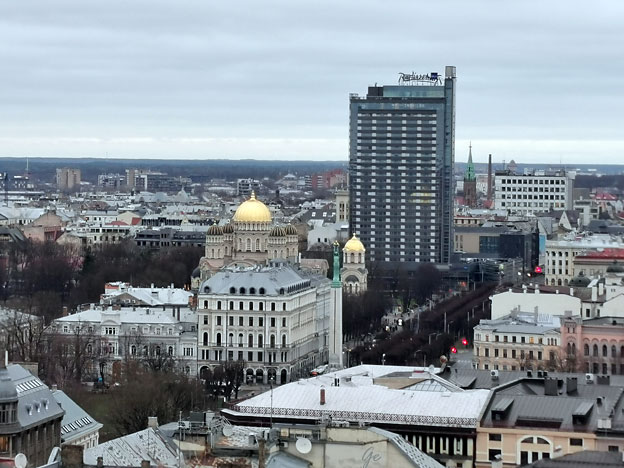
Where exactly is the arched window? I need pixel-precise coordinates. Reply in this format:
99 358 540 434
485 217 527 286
87 344 92 354
603 363 608 374
246 238 251 251
572 343 576 355
603 345 608 357
250 287 256 294
584 344 589 356
350 253 354 263
203 300 208 309
239 301 244 310
168 346 173 355
203 332 208 346
217 301 222 310
282 334 287 347
270 335 276 347
259 287 265 295
621 345 624 357
229 287 236 294
155 346 161 355
256 238 260 251
258 334 263 348
238 238 242 250
593 344 599 357
131 345 136 355
249 302 254 310
248 334 254 347
228 333 234 346
143 346 148 356
612 345 617 358
259 302 264 311
211 248 215 258
283 303 287 311
238 333 244 347
229 301 234 310
239 287 246 294
216 333 222 346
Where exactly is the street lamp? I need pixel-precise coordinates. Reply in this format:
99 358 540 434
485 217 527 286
382 353 386 366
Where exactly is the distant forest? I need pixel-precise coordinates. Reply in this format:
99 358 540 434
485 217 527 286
0 157 347 184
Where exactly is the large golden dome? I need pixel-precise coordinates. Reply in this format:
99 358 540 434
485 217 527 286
233 192 272 223
343 234 365 252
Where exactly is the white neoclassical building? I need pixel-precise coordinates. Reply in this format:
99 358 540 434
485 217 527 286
341 234 368 294
197 262 331 385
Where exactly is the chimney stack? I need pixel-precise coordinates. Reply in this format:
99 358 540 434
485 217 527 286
320 388 326 405
487 153 493 202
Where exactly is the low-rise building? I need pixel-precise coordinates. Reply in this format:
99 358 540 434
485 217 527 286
560 315 624 375
473 312 561 371
52 389 102 449
0 363 65 465
545 234 624 286
50 305 198 380
223 365 490 468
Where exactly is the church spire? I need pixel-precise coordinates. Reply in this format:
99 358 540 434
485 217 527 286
465 142 476 181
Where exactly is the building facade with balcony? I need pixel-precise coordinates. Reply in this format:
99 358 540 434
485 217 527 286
197 262 331 385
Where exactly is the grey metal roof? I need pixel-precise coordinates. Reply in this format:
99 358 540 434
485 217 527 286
200 264 327 297
52 389 102 444
0 364 65 435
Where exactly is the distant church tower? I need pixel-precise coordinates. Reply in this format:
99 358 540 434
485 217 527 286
329 241 343 369
341 234 367 294
464 143 477 208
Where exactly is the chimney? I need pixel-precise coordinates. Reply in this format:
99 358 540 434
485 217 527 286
320 388 326 405
258 437 266 468
177 306 181 321
141 461 150 468
147 416 158 428
591 286 598 302
62 306 69 317
487 154 493 202
599 282 605 296
61 445 85 468
51 384 58 392
566 377 578 394
544 377 559 396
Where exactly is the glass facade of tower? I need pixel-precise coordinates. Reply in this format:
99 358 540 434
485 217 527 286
348 67 456 267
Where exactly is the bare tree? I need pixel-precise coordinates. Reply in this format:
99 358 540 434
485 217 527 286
0 309 47 362
41 321 97 385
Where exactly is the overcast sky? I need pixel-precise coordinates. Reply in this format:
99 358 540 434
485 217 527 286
0 1 622 163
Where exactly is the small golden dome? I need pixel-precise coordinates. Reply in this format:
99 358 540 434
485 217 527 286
233 192 272 223
343 234 365 253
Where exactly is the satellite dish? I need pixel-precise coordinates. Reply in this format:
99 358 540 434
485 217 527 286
222 426 234 437
295 437 312 454
15 454 27 468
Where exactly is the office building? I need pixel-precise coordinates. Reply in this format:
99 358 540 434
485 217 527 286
349 66 456 267
56 168 81 191
494 169 575 215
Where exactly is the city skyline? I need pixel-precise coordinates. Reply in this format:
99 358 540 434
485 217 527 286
1 1 623 163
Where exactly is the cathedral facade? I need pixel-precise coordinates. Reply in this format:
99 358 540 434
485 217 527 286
194 193 298 287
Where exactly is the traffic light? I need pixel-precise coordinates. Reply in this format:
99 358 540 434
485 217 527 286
450 346 458 354
461 338 468 346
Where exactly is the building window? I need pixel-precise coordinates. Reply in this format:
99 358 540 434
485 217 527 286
229 316 234 326
216 315 222 326
259 317 264 327
249 317 254 326
570 438 583 447
489 433 502 441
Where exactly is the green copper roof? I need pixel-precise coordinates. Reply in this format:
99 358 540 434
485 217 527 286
465 143 476 181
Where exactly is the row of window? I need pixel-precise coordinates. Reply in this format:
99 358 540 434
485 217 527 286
202 349 288 363
476 334 553 345
205 315 287 328
204 300 288 312
203 332 287 348
479 347 544 361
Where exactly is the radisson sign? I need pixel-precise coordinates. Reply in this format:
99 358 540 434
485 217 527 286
398 71 441 85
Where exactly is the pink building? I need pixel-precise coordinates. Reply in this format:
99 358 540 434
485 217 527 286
561 315 624 375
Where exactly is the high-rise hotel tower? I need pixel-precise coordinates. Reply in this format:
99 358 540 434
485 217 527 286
348 66 456 268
